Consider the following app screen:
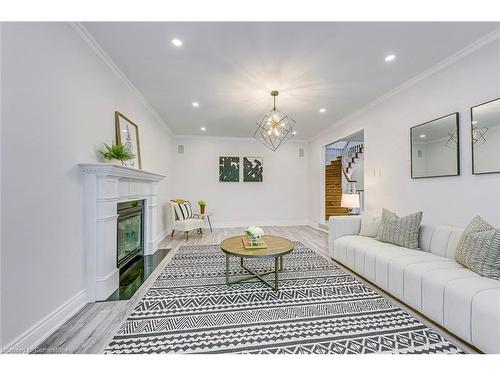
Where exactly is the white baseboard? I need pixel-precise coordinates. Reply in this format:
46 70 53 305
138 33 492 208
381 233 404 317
3 290 87 353
306 221 328 233
95 269 119 301
212 220 310 229
144 227 171 255
154 227 170 246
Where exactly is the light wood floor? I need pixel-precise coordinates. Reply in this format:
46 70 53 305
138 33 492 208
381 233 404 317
35 225 474 354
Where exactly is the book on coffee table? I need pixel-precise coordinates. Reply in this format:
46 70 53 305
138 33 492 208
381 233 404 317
241 236 268 249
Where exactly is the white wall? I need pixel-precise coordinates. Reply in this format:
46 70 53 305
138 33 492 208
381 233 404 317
308 38 500 228
0 23 174 347
171 137 308 227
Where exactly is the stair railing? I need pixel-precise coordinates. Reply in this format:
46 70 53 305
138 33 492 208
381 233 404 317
340 141 354 193
341 141 364 193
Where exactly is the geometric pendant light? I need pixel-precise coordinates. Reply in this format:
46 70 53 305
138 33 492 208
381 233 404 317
253 90 296 151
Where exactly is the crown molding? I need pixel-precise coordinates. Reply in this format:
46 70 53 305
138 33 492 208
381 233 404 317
69 22 174 137
173 134 307 143
309 27 500 143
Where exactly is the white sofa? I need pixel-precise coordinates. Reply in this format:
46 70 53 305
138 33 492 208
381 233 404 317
329 215 500 353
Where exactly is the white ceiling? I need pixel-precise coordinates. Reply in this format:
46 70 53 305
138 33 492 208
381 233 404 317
84 22 499 139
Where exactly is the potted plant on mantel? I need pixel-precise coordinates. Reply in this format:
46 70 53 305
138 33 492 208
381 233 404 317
198 199 207 214
99 143 134 166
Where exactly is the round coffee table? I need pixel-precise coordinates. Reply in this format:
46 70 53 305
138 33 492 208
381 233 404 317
220 235 294 291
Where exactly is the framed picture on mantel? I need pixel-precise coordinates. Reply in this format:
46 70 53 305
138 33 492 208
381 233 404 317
115 111 142 169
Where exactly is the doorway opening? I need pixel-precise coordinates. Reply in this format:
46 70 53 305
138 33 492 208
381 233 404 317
324 130 364 222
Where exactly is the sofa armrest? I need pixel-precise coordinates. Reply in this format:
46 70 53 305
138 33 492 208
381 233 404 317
328 215 362 243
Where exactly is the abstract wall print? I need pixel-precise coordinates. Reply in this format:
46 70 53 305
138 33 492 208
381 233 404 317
219 157 240 182
115 111 142 169
243 157 263 182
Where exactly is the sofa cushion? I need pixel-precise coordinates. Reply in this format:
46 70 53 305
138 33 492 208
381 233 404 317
421 268 481 325
376 208 423 249
332 235 385 267
455 216 500 280
387 255 457 301
359 213 380 237
471 288 500 353
443 277 500 344
402 260 463 310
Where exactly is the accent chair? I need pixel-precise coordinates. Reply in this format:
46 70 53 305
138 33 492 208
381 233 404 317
169 199 204 240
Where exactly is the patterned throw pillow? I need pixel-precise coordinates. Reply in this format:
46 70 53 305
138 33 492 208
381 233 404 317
455 216 500 280
174 202 193 220
375 209 423 249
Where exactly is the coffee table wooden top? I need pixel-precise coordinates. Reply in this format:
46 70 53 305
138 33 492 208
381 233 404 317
220 235 294 258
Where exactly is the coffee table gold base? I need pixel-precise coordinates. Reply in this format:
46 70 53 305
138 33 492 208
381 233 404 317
225 254 284 291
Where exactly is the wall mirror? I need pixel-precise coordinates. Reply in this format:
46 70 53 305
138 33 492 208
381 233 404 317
471 98 500 175
410 113 459 178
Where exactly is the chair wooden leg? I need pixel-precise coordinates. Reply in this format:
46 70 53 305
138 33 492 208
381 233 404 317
171 230 175 238
185 231 189 241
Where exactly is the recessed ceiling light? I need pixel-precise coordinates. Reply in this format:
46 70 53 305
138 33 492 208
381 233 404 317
385 54 396 62
319 108 326 113
192 102 199 107
419 134 426 138
200 127 206 131
172 38 182 47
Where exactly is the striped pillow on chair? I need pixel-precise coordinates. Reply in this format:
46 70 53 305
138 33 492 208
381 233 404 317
174 202 193 220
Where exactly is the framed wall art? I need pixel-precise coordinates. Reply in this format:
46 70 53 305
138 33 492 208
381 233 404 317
243 157 263 182
115 111 142 169
219 156 240 182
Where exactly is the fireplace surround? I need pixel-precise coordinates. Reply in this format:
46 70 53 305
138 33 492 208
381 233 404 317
79 163 165 302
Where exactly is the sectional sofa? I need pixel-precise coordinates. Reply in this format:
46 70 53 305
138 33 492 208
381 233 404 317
329 215 500 353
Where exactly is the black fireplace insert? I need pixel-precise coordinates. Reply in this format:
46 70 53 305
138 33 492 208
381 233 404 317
116 200 144 269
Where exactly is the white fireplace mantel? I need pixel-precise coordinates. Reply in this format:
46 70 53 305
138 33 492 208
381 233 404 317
79 163 166 302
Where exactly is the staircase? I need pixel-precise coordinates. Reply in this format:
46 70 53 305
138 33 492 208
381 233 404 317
325 158 349 218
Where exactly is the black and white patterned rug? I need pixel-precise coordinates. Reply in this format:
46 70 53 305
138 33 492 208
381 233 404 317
105 243 464 354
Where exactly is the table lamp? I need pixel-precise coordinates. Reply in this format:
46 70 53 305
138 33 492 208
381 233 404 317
341 193 360 215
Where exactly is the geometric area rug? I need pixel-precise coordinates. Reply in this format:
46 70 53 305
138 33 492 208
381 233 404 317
105 243 464 354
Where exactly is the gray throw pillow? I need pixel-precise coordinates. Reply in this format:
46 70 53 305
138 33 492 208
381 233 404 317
455 216 500 280
375 209 423 249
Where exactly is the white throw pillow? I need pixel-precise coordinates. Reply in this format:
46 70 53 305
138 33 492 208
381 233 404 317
359 214 380 237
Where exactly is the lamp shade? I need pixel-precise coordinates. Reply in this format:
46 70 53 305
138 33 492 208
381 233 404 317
341 193 360 208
